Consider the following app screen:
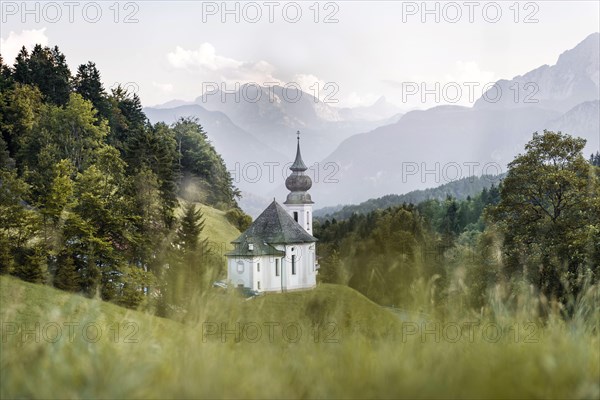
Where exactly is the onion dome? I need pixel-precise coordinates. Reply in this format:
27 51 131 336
284 131 313 204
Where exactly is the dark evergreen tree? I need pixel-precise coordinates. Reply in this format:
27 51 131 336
12 47 30 84
176 202 206 253
0 54 14 92
0 134 9 169
14 246 46 284
125 122 178 228
73 62 110 121
0 233 12 274
106 86 147 152
12 45 71 106
162 202 210 314
54 251 80 292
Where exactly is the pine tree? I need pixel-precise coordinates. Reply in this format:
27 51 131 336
14 246 46 284
0 233 13 274
0 54 14 93
177 202 205 253
73 62 110 121
12 47 30 83
54 251 79 292
0 134 9 169
13 45 71 106
164 202 208 311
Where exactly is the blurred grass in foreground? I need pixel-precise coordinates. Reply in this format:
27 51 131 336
1 276 598 399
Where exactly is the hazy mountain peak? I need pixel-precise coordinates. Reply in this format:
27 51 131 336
475 32 599 112
556 32 599 85
338 95 403 122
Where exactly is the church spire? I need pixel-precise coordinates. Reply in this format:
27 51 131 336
284 130 313 205
290 131 307 172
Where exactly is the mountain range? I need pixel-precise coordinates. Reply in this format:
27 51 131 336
311 32 599 207
145 32 599 215
144 86 402 199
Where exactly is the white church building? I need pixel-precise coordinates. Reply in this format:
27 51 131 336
226 133 318 292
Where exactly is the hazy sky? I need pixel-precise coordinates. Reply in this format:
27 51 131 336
1 1 599 110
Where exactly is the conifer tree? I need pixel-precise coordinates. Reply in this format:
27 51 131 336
54 251 79 292
73 62 110 121
14 246 47 284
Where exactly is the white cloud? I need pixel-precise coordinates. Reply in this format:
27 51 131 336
341 92 379 108
167 43 241 70
0 28 49 64
444 61 496 86
166 43 280 85
152 81 174 92
292 73 327 100
166 44 391 109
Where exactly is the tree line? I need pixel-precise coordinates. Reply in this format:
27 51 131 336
0 45 244 316
314 174 504 221
316 132 600 316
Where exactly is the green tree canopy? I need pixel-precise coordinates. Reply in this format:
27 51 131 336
489 130 600 303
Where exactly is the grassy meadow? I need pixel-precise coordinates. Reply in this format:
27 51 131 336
1 275 598 399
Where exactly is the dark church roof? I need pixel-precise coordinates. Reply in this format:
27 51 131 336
225 240 285 257
230 201 317 247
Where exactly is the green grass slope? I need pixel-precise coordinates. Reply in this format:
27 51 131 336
194 203 240 250
200 283 403 339
175 201 241 259
2 276 599 399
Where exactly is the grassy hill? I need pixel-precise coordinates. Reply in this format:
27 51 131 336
175 200 241 260
199 283 403 340
195 202 241 253
2 276 599 399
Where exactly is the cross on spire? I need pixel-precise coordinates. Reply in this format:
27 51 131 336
290 130 307 172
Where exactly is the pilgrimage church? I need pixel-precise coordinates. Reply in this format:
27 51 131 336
226 132 318 292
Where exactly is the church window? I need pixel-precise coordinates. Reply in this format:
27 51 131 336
275 259 280 276
291 255 296 275
293 211 298 222
257 262 260 272
237 261 244 274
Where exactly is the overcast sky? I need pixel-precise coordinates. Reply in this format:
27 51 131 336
1 1 598 110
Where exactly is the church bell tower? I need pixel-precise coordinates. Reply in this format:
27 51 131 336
284 131 314 235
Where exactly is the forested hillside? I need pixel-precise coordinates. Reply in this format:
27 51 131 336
314 174 505 220
317 140 600 314
0 45 245 315
315 183 501 307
